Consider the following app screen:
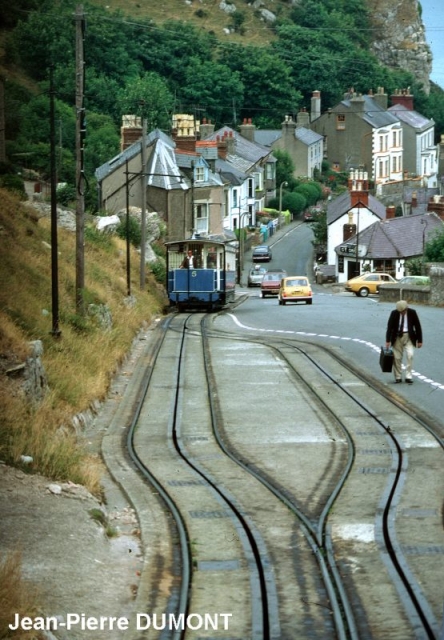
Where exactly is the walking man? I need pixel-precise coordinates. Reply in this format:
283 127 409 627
385 300 423 384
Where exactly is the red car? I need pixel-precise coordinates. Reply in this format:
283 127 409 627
260 270 287 298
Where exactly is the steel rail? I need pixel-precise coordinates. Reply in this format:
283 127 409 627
201 316 355 640
125 315 192 640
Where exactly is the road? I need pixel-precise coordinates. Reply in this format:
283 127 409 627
239 222 444 430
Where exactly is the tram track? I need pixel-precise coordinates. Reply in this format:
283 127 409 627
103 311 443 639
204 319 443 638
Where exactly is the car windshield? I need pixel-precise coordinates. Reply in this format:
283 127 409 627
286 279 307 286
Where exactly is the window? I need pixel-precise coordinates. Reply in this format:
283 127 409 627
266 163 274 180
194 202 209 233
336 114 345 130
233 189 238 208
195 166 205 182
248 178 254 198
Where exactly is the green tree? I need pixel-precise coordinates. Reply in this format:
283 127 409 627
273 149 295 189
295 182 321 207
424 228 444 262
117 72 175 131
282 192 306 216
178 58 244 124
311 210 327 245
219 45 302 127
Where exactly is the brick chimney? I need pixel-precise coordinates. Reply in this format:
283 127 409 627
386 205 396 219
239 118 255 142
225 130 236 155
199 117 215 140
216 135 229 160
281 114 296 141
350 93 365 113
311 90 321 121
296 107 310 128
121 115 142 151
348 169 369 207
372 86 388 110
390 88 414 111
195 140 218 170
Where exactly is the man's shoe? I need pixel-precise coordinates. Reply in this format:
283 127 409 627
395 379 402 383
405 378 413 384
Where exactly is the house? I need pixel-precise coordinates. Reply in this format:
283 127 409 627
335 211 443 279
326 170 387 282
310 87 404 186
201 121 276 230
387 89 437 188
95 117 229 241
254 109 323 179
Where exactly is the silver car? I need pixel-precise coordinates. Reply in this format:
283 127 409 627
247 265 267 287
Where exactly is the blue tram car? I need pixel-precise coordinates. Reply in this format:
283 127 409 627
165 237 237 311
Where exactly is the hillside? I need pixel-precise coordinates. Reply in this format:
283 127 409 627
0 188 166 490
89 0 432 91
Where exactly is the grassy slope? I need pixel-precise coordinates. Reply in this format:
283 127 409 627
89 0 286 46
0 189 166 493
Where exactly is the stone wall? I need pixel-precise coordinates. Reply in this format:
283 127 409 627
379 262 444 306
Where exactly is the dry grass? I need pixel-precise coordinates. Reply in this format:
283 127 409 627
90 0 282 46
0 550 43 640
0 189 166 494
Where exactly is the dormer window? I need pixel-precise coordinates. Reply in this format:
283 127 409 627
195 166 205 182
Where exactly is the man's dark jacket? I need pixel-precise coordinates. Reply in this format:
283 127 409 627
386 308 423 346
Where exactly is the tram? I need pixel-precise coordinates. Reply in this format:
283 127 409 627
165 236 237 311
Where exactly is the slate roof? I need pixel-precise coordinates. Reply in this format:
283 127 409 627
205 126 272 167
327 191 387 224
95 129 187 191
295 127 323 146
335 212 443 258
387 104 434 133
254 130 282 147
341 95 399 129
254 126 322 148
215 157 248 186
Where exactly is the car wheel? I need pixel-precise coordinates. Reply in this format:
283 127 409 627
359 287 370 297
306 299 313 305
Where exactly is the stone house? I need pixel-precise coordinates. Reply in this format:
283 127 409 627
95 119 228 241
335 211 443 281
310 87 404 186
326 170 387 282
200 120 277 230
387 91 437 188
254 108 323 180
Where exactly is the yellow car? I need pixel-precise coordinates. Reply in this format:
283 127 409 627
278 276 313 305
345 272 396 297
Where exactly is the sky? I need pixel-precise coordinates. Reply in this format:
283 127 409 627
420 0 444 89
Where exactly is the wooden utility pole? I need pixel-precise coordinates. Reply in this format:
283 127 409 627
140 118 147 290
0 78 5 164
49 66 61 337
75 4 86 314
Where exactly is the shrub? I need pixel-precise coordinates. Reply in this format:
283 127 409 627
116 215 141 247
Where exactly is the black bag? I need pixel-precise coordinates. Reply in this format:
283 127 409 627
379 346 394 373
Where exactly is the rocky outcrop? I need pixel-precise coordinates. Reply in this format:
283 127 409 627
367 0 432 92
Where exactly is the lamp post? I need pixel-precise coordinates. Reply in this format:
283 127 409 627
237 211 250 284
279 181 288 220
421 218 429 273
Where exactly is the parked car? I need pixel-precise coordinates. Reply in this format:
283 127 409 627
397 275 430 286
252 245 272 262
345 272 396 297
247 265 267 287
260 269 287 298
278 276 313 305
